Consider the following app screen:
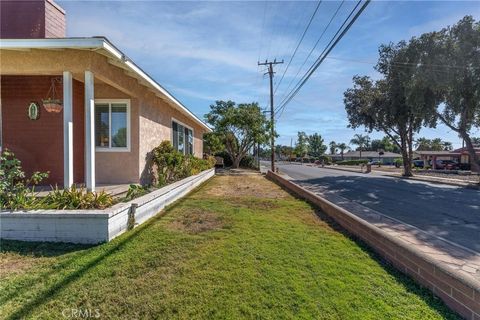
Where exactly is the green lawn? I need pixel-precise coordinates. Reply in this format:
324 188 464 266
0 174 458 319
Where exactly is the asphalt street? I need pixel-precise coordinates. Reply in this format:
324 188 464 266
270 162 480 253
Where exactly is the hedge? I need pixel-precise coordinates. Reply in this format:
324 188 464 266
336 159 369 166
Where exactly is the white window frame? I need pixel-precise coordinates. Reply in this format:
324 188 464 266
94 99 131 152
172 117 194 156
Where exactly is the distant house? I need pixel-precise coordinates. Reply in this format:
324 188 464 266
0 0 211 191
414 147 480 169
332 151 401 164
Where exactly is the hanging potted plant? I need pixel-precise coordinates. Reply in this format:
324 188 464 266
43 77 63 113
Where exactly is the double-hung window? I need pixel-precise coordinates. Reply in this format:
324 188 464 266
172 119 193 155
95 99 130 151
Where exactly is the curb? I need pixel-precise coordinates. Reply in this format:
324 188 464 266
267 170 480 320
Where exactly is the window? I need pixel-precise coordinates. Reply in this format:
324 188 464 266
172 119 193 155
95 100 130 151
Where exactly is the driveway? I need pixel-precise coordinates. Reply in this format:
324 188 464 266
270 162 480 253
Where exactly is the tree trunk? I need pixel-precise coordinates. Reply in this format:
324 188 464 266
400 137 413 177
232 156 241 169
461 132 480 172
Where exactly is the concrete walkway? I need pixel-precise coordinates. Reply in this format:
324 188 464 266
266 162 480 283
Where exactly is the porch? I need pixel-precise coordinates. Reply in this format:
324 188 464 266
1 72 138 191
34 183 131 198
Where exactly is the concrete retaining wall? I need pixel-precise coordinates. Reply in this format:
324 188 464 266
0 169 215 244
267 170 480 320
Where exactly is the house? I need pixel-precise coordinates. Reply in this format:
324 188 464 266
0 0 211 191
332 151 402 164
414 147 480 169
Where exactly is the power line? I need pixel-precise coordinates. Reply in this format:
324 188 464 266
276 0 370 119
276 1 345 111
325 56 480 70
274 1 322 95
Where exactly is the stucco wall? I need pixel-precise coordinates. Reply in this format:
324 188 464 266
94 83 139 184
139 98 206 184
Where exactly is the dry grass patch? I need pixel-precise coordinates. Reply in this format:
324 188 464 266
201 174 291 199
0 256 40 279
168 208 224 234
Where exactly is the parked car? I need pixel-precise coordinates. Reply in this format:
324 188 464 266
432 160 459 170
444 160 460 170
369 160 381 166
413 160 424 168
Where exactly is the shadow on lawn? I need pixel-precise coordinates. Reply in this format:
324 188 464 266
275 183 460 319
0 239 94 258
2 210 168 320
315 207 459 319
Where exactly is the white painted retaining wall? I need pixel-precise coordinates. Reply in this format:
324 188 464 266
0 169 215 244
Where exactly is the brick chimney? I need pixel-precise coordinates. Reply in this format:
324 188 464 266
0 0 66 39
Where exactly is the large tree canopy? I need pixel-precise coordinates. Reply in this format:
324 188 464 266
344 36 439 176
205 100 269 168
419 16 480 171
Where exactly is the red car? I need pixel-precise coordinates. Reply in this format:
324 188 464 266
433 160 459 170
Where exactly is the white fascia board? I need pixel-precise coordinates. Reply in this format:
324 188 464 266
0 37 104 50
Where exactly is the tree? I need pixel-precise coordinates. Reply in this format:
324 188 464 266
421 16 480 171
371 136 400 153
349 134 370 158
203 132 224 155
329 141 337 155
415 137 454 151
205 100 269 168
415 137 432 151
294 131 309 157
344 35 439 176
308 133 327 157
337 143 348 160
471 137 480 147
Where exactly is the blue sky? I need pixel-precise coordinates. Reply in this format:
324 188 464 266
59 0 480 149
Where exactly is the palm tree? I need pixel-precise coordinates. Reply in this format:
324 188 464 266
329 141 337 155
349 134 370 158
337 143 348 160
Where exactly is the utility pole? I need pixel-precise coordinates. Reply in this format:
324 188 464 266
258 59 283 172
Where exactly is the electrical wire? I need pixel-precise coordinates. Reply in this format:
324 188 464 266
273 1 323 95
276 0 370 120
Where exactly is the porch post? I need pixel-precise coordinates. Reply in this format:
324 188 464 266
85 71 95 191
63 71 74 188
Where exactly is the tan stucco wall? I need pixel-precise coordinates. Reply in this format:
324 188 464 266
1 48 209 185
138 98 206 183
94 83 139 184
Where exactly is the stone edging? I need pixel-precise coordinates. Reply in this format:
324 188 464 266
266 170 480 320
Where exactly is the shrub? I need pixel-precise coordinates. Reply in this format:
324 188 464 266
124 184 150 201
336 159 369 166
316 155 333 165
239 155 257 169
394 158 403 168
152 141 215 187
0 149 49 210
43 185 114 210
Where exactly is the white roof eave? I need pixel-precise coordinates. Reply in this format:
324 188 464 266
0 37 212 132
